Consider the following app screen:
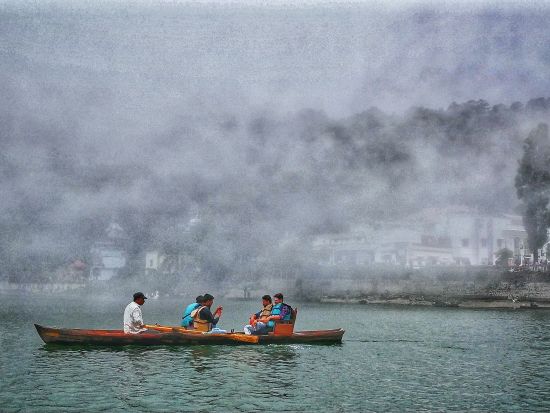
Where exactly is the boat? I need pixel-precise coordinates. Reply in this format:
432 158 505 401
34 324 345 346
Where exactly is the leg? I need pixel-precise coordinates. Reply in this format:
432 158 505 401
252 322 269 335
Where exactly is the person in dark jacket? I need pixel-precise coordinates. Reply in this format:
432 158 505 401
191 293 222 332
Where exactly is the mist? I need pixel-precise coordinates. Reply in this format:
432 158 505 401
2 1 550 286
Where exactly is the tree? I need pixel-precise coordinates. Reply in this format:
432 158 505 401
495 248 513 268
515 123 550 262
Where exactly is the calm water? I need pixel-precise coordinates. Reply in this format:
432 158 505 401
1 293 550 412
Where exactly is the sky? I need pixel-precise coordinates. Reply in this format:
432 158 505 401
2 1 550 116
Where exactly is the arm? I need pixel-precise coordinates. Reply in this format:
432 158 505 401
131 307 145 329
266 305 289 322
200 307 220 326
250 310 261 323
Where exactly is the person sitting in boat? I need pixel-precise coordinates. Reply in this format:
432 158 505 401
181 295 204 328
190 293 223 332
265 293 293 329
243 295 273 335
123 292 149 334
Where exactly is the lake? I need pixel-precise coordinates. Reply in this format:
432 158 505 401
1 293 550 412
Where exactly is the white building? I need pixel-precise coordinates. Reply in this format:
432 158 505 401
312 229 375 266
434 209 528 265
89 222 128 280
312 207 529 267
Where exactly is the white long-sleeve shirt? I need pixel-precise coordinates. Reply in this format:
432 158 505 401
123 301 147 334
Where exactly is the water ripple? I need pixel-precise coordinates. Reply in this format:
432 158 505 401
2 296 550 411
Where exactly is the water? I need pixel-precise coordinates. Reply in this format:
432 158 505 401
1 294 550 412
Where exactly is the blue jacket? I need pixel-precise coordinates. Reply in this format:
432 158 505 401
181 302 201 327
268 303 292 328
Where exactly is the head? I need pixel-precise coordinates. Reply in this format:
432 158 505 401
195 295 204 304
133 292 147 305
262 295 272 307
273 293 283 305
202 293 214 307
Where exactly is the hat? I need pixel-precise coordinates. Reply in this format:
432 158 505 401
133 292 148 300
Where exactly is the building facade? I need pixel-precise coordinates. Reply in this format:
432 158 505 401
312 208 529 268
89 222 128 280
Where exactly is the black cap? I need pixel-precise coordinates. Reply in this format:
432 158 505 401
133 292 147 301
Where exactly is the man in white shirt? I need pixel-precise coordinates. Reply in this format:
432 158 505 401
123 292 148 334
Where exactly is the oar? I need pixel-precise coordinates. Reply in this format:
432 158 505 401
144 324 260 344
144 324 202 334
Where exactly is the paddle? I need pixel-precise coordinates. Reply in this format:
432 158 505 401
144 324 201 334
144 324 260 344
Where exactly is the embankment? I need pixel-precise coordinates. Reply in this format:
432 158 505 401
308 266 550 309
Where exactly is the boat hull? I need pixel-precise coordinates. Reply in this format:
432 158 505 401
34 324 344 346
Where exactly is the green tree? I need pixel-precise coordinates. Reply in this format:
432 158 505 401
515 123 550 262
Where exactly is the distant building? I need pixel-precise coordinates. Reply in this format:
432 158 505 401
312 230 375 266
312 207 529 268
145 250 163 275
89 222 128 280
54 259 88 282
145 215 202 276
145 249 200 276
436 210 528 266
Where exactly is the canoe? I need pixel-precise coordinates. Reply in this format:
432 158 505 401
34 324 345 346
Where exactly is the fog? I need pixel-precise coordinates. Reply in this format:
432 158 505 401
1 1 550 287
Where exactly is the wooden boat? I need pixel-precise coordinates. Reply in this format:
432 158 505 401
34 324 345 346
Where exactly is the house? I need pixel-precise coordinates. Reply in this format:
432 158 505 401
312 229 375 266
441 210 528 265
54 259 88 282
89 222 128 280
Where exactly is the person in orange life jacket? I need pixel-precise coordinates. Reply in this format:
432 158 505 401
243 295 273 335
191 293 222 332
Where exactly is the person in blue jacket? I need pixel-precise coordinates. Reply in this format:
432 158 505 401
181 295 203 328
266 293 292 329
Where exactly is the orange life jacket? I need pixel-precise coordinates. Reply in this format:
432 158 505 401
191 306 211 332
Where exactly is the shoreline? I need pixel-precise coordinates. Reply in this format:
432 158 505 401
320 296 550 309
